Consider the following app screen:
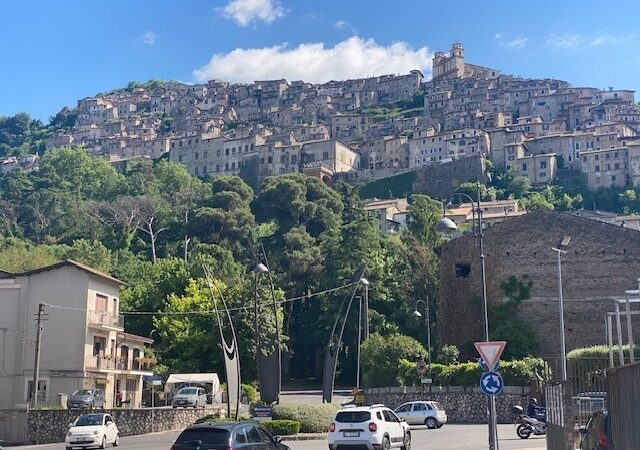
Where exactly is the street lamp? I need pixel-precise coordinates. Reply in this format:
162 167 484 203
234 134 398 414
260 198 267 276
355 295 363 391
412 300 432 371
552 236 571 382
434 182 497 450
359 277 370 340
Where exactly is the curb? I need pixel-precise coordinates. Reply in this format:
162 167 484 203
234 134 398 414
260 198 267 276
282 433 327 441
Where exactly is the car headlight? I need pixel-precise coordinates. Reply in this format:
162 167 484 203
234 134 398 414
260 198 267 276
93 430 100 436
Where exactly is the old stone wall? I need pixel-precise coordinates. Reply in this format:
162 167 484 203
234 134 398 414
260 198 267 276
412 155 488 199
437 209 640 357
364 386 529 423
27 407 224 445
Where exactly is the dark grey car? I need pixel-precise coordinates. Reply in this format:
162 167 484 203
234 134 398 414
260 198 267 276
67 389 105 409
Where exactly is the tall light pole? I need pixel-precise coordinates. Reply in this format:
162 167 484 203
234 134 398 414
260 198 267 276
355 295 363 391
552 236 571 382
254 263 268 397
434 182 498 450
412 300 432 371
359 278 370 340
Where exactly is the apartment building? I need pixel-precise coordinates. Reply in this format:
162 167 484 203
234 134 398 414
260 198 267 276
0 260 153 410
364 198 409 234
410 128 490 168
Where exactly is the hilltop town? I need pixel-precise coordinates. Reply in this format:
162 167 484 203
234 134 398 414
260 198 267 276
12 42 630 195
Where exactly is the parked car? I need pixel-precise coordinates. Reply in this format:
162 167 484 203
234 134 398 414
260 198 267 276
65 413 119 450
579 411 610 450
171 387 208 408
394 401 447 428
68 389 105 410
328 404 411 450
170 421 291 450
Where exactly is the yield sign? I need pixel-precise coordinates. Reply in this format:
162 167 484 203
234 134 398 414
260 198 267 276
474 341 506 372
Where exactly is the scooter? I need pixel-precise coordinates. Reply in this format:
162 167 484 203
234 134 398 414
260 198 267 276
511 405 547 439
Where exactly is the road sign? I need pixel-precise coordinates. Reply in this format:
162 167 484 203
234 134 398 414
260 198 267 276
152 380 162 386
421 378 432 384
143 375 162 382
253 406 273 420
474 341 506 372
480 371 504 396
479 358 500 372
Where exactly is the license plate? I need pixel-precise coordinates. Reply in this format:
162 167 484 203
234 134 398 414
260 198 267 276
343 432 360 437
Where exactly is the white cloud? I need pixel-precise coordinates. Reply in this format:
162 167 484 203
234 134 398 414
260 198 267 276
545 33 634 50
494 33 527 49
138 31 159 45
219 0 285 27
193 37 431 84
334 20 357 34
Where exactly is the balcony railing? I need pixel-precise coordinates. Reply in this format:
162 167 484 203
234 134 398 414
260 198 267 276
85 355 154 372
85 355 116 370
88 311 124 328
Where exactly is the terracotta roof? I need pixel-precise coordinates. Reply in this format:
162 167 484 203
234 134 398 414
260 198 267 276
19 260 126 286
118 331 154 344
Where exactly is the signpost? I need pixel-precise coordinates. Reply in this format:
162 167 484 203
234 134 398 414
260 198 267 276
253 406 273 421
143 375 162 432
475 341 506 450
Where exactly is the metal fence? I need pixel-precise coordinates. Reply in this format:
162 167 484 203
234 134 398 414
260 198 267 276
607 362 640 449
543 358 610 450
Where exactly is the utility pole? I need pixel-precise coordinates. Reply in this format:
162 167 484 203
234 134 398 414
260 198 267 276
32 302 47 409
355 296 362 391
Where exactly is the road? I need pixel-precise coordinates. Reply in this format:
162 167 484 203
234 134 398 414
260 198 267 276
10 425 545 450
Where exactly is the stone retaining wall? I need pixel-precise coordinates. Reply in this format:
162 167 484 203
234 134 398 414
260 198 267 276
27 407 224 445
364 386 529 423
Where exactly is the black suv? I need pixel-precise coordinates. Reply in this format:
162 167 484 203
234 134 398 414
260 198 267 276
171 421 291 450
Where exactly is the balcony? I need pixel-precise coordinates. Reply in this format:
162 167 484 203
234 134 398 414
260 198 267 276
85 355 116 371
85 355 154 373
88 311 124 329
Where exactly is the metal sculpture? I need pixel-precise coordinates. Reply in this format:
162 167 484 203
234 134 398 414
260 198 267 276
322 270 365 403
203 265 241 420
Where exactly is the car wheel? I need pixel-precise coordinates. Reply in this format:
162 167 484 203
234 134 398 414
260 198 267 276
401 432 411 450
382 436 391 450
113 433 119 447
66 447 73 450
516 424 532 439
100 435 107 449
425 417 437 429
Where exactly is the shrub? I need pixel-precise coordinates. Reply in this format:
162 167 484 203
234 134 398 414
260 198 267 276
361 333 426 388
437 345 460 364
567 344 640 359
241 383 258 403
272 404 340 433
261 420 301 436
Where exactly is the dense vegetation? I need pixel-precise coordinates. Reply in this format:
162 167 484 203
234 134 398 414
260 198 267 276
0 147 454 385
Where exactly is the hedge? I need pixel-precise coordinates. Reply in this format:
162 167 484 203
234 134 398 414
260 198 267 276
567 344 640 359
397 357 546 387
272 403 340 433
261 420 301 436
242 383 258 403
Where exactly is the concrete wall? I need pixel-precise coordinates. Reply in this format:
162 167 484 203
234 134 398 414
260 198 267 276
412 154 488 200
26 407 224 445
364 386 529 423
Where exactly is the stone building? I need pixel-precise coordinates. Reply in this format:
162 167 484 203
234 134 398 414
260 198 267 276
437 209 640 357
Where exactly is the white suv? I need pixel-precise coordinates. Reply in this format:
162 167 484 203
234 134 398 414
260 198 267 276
328 404 411 450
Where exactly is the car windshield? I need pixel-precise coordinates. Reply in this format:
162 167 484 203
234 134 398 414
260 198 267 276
175 428 230 447
178 388 199 395
73 390 93 396
75 415 104 426
431 402 443 411
335 411 371 423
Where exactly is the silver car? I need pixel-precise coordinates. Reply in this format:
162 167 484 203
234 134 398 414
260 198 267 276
171 387 207 408
394 401 448 428
67 389 105 409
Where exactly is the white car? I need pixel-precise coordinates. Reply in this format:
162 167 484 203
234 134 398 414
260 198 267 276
328 404 411 450
394 401 447 429
65 413 120 449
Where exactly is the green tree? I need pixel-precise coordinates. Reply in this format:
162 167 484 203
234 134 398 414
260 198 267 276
360 333 426 387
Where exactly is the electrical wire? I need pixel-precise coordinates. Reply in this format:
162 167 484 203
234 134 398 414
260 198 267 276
43 280 360 316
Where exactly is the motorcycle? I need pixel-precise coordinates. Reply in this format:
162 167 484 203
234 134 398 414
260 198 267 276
511 405 547 439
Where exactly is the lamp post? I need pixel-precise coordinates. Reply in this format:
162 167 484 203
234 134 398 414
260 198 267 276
359 278 370 340
434 182 497 450
412 300 432 371
355 295 363 391
254 263 268 397
552 236 571 382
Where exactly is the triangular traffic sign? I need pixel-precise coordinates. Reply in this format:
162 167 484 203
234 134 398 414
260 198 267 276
474 341 506 372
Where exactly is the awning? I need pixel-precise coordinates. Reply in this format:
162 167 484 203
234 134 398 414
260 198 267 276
165 373 220 393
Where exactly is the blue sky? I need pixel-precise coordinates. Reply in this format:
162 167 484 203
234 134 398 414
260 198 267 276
2 0 640 121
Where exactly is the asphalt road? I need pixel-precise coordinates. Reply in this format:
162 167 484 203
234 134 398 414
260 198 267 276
10 424 546 450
